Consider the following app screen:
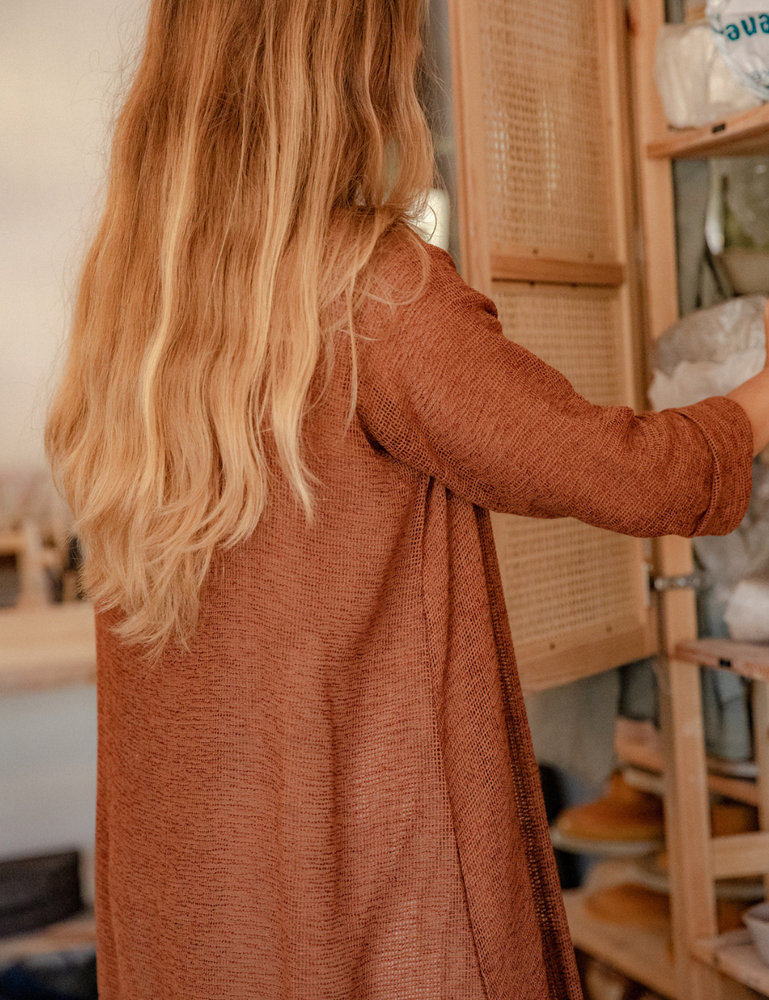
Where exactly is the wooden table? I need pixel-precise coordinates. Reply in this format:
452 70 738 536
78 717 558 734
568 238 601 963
0 602 95 695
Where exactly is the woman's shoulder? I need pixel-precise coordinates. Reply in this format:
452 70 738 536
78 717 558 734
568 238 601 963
354 228 510 402
363 225 498 330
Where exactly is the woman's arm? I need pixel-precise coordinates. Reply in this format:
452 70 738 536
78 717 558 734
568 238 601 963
356 243 753 540
726 300 769 456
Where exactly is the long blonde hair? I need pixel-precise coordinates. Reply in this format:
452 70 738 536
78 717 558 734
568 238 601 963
45 0 436 661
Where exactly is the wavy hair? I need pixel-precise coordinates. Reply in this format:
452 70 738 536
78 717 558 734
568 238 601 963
45 0 436 661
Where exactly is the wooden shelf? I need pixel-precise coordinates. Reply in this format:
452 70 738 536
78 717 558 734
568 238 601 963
675 639 769 684
0 603 96 695
693 930 769 997
617 720 759 807
647 103 769 160
563 886 677 998
0 910 95 966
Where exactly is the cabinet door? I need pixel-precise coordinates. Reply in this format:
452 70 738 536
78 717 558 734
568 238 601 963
448 0 657 691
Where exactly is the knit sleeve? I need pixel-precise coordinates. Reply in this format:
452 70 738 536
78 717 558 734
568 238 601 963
355 243 753 539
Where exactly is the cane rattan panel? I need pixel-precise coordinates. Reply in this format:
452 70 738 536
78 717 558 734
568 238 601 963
491 280 641 648
492 283 627 406
478 0 616 261
491 513 642 647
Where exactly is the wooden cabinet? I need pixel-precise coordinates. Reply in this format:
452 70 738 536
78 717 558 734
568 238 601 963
448 0 769 996
448 0 657 692
630 3 769 997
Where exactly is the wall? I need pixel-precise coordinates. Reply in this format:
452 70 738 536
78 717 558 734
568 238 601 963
1 0 148 868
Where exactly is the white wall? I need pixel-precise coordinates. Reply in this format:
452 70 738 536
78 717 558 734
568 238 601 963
0 686 98 874
1 0 146 471
1 0 148 865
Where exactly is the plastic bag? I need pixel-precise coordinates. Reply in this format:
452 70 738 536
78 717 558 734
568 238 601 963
708 0 769 99
656 22 762 127
724 577 769 640
649 297 769 644
647 294 766 409
648 349 763 407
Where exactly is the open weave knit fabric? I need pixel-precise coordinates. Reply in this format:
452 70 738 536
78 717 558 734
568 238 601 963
94 238 753 1000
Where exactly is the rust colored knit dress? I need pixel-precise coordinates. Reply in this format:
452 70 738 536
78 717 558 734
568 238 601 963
94 238 754 1000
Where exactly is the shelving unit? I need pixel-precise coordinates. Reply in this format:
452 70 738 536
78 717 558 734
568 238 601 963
666 642 769 999
564 865 677 998
446 0 758 994
647 104 769 161
617 718 760 808
694 931 769 997
630 2 769 997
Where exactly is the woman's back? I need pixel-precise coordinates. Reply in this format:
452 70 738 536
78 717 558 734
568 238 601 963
93 239 753 999
93 240 559 998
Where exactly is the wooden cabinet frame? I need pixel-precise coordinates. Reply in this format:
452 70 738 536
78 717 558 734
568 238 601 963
447 0 657 692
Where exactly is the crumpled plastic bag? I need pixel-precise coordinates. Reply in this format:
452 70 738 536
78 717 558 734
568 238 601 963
648 294 766 409
724 576 769 639
708 0 769 99
649 295 769 645
656 22 762 127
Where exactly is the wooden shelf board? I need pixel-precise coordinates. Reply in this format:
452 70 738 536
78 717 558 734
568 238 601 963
675 639 769 684
563 887 677 998
490 246 625 287
647 104 769 160
616 724 759 807
693 930 769 997
0 910 95 966
0 603 96 694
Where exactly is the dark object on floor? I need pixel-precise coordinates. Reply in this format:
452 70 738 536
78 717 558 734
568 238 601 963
0 852 82 939
539 765 582 890
0 950 97 1000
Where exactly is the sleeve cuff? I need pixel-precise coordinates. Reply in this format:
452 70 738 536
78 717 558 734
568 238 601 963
673 396 754 537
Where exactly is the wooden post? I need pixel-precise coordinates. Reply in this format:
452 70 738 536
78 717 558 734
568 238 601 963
15 520 52 610
628 2 731 996
446 0 491 296
753 680 769 899
658 656 731 999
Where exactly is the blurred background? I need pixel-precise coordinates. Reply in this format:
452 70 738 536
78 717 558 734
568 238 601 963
1 0 148 891
0 0 462 879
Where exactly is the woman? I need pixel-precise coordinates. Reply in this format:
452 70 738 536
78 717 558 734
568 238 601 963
45 1 768 998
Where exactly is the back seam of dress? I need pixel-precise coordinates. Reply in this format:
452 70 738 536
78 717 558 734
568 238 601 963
417 477 491 1000
474 507 582 1000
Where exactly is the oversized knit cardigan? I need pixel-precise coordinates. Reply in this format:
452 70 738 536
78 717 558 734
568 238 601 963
94 238 754 999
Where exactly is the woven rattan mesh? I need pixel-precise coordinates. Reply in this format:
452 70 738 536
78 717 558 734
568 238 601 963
491 512 641 646
491 281 640 645
477 0 616 260
493 283 626 406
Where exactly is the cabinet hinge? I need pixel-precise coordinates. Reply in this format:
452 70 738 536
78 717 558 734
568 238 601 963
651 572 711 592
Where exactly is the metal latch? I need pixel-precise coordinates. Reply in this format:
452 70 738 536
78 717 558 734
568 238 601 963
651 572 711 592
